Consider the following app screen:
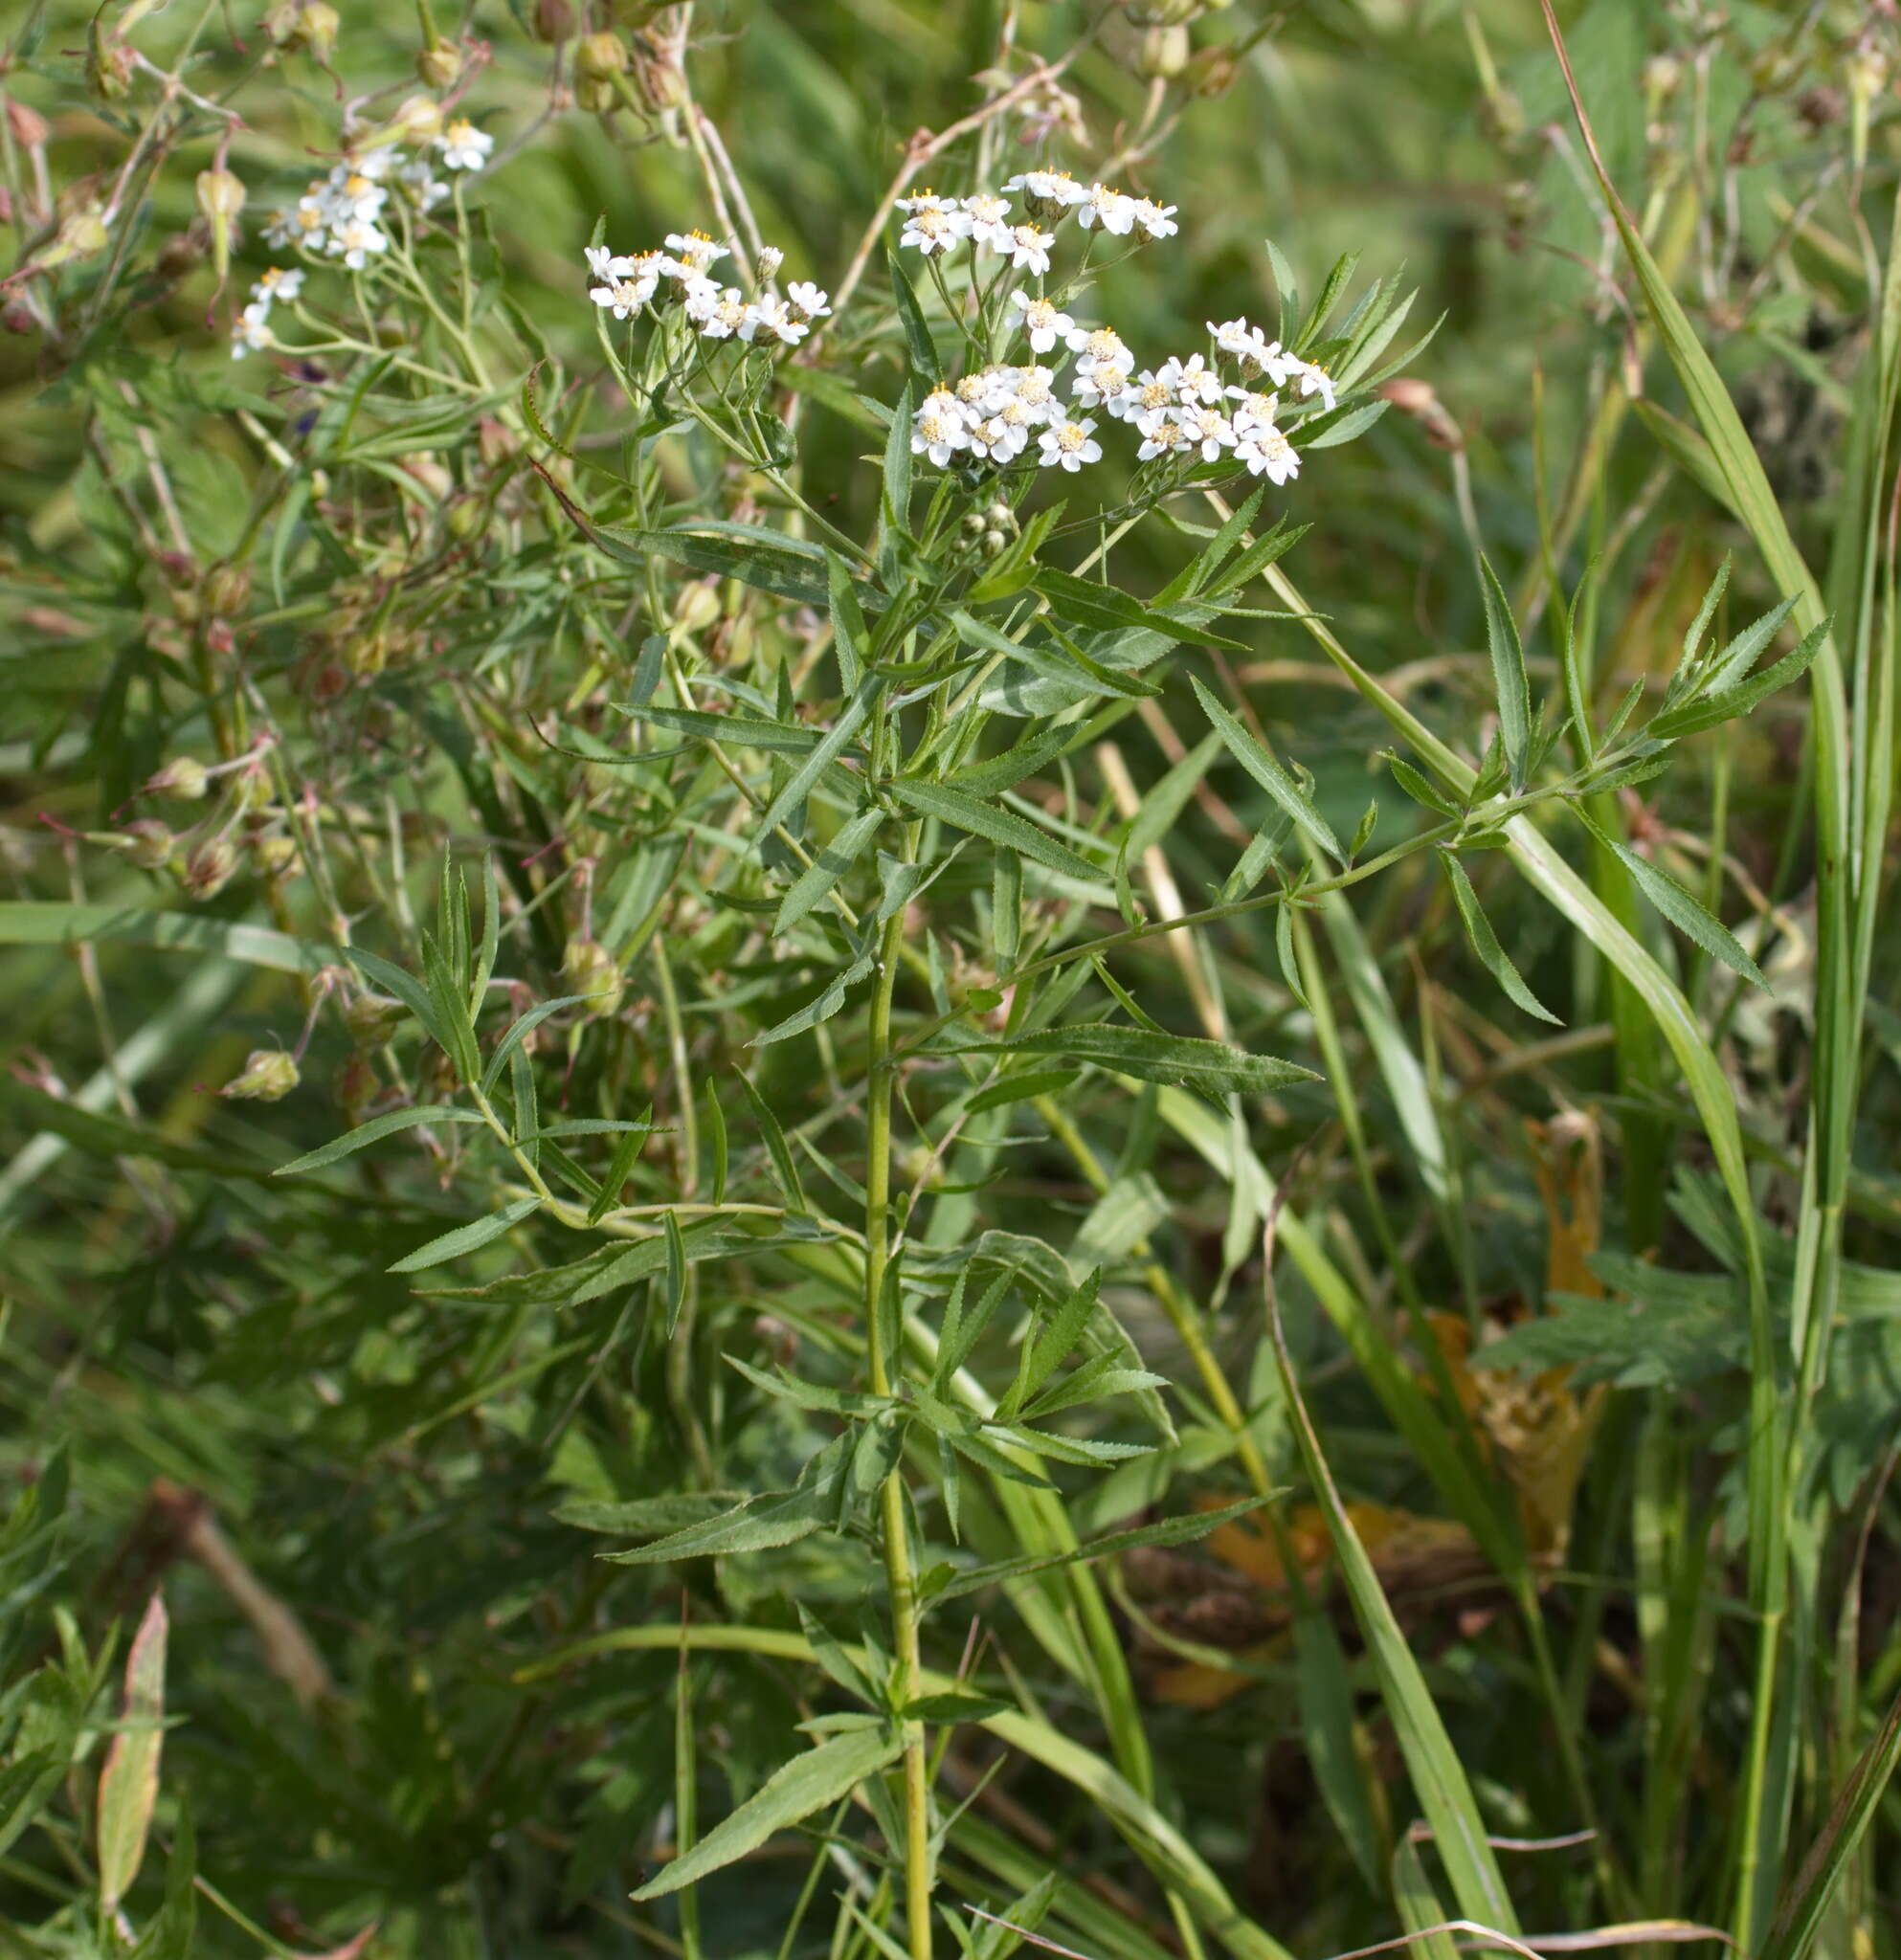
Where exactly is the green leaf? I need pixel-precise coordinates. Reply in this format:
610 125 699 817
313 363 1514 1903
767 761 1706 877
886 250 939 381
752 952 875 1047
0 902 325 975
1032 568 1247 652
1477 554 1532 791
892 780 1104 883
737 1069 809 1214
992 1022 1318 1096
98 1592 168 1916
481 994 590 1095
389 1196 542 1273
1440 851 1562 1025
633 1725 901 1901
773 808 883 935
1649 620 1827 740
965 1068 1079 1115
1606 838 1769 990
758 675 885 838
276 1104 483 1175
1190 677 1343 863
619 703 822 755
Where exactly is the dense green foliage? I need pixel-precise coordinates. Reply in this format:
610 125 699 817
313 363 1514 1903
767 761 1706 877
2 2 1899 1958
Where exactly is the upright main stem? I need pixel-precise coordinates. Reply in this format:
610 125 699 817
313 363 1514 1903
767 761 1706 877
863 893 931 1960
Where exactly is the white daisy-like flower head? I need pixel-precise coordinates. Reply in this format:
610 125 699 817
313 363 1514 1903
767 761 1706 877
1002 168 1085 221
898 198 965 256
330 218 390 270
1293 359 1337 413
742 295 808 345
1237 422 1299 484
996 222 1053 275
591 274 648 321
322 167 388 225
268 192 330 253
786 280 831 323
625 252 676 304
1157 352 1223 407
1130 197 1179 240
1129 370 1177 434
665 231 729 273
1009 290 1076 354
991 397 1037 457
694 286 752 339
398 159 449 212
353 146 401 182
436 119 493 171
959 191 1014 250
230 307 273 359
585 245 634 282
680 274 720 320
1212 318 1293 385
1038 416 1102 473
965 414 1013 461
911 402 969 468
1136 417 1191 461
1072 360 1131 412
955 368 1013 419
1183 403 1238 462
252 265 304 305
1008 365 1061 421
1225 387 1283 435
1076 183 1137 234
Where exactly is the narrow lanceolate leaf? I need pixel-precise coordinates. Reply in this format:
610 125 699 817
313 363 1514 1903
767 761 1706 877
758 674 885 837
633 1726 902 1901
995 1022 1319 1096
99 1592 168 1915
892 780 1104 883
276 1105 483 1175
1190 677 1343 863
619 703 822 755
1607 840 1770 991
389 1196 542 1273
773 808 883 936
751 952 875 1047
1648 620 1828 741
1440 851 1562 1026
1477 554 1532 791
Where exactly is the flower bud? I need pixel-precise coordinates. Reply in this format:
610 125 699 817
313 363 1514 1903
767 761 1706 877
634 51 687 114
575 75 617 114
87 31 135 100
202 561 252 617
114 820 174 870
399 453 453 500
1125 0 1202 23
387 93 444 143
984 499 1016 529
416 42 459 89
755 245 784 283
562 938 624 1016
6 100 51 148
531 0 573 41
284 0 339 58
672 577 722 634
346 991 409 1045
962 512 988 538
253 833 300 878
223 1048 300 1101
194 168 244 226
1378 376 1463 453
980 527 1010 556
148 757 210 802
576 31 629 79
444 494 486 542
1134 24 1191 78
180 837 238 900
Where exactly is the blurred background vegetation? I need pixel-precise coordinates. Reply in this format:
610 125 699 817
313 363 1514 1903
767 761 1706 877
3 0 1900 1957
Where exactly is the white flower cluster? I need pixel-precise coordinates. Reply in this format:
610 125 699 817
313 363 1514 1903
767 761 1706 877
229 265 303 359
585 231 833 349
895 175 1177 270
910 310 1335 484
261 122 488 267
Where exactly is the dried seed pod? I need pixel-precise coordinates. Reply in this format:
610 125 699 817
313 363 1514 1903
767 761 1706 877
562 938 625 1016
223 1049 300 1101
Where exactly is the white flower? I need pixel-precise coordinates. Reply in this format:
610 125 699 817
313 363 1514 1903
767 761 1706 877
1225 387 1283 436
786 280 831 323
353 146 400 181
266 191 330 253
965 414 1012 461
681 275 720 321
436 119 493 171
330 219 390 269
1157 353 1223 407
1129 370 1177 434
956 368 1012 418
586 245 633 283
898 199 964 256
251 265 304 305
1002 168 1086 218
911 402 969 468
1210 317 1293 385
1006 365 1061 422
230 307 273 358
1136 417 1191 461
693 286 751 338
398 159 449 212
592 275 648 320
1066 323 1131 371
321 167 387 225
742 295 807 345
1076 183 1137 234
996 222 1053 275
1038 416 1102 472
1072 360 1131 412
665 231 728 273
1009 290 1075 354
959 191 1014 249
1237 422 1300 483
626 253 676 303
1183 403 1237 462
991 397 1037 457
1130 197 1178 240
1293 359 1337 412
